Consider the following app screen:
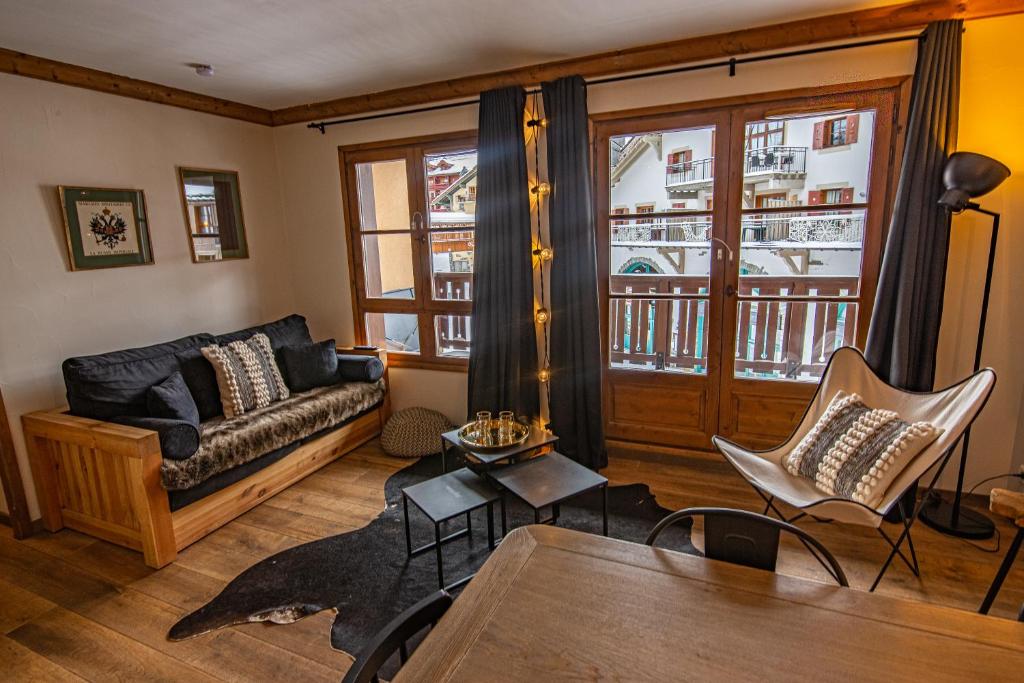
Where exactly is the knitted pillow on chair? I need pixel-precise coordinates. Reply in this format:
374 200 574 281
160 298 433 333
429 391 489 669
201 333 289 418
784 391 941 508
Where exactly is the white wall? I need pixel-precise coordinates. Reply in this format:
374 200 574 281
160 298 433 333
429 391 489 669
0 73 296 518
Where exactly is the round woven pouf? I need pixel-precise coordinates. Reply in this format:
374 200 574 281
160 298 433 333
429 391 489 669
380 407 456 458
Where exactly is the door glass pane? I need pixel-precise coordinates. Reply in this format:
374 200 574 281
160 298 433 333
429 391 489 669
609 298 708 375
736 110 874 381
426 150 477 300
366 313 419 353
361 233 415 299
609 125 715 296
355 159 409 231
435 315 471 358
735 300 859 382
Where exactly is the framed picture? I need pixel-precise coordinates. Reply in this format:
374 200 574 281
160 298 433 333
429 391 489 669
59 186 154 270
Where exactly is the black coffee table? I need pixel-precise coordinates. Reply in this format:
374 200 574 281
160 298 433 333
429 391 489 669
488 452 609 536
402 467 505 590
440 426 559 472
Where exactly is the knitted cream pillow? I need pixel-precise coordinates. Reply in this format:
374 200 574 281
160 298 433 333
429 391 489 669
201 333 289 418
784 391 942 508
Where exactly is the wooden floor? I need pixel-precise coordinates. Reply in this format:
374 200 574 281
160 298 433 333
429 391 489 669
2 440 1022 681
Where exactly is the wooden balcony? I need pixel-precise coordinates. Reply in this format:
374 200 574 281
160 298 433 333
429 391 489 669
610 274 858 381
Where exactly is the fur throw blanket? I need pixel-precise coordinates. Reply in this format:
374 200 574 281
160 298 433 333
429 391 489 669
161 380 385 490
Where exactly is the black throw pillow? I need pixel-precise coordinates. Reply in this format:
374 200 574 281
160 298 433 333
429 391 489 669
147 372 201 427
280 339 339 393
337 354 385 383
175 348 222 421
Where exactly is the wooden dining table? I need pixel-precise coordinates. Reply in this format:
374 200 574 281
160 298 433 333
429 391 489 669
395 525 1024 681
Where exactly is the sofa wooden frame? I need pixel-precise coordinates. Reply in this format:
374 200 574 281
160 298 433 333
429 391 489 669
22 349 390 568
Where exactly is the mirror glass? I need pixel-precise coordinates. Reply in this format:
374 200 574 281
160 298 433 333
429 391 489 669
178 168 249 262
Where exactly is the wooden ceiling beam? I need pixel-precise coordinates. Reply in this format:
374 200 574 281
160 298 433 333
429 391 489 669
270 0 1024 126
1 1 1021 127
0 47 274 126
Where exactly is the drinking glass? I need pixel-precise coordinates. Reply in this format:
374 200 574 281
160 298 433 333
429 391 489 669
475 411 491 444
498 411 515 443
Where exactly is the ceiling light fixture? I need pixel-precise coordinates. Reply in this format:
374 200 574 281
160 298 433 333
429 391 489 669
189 63 215 77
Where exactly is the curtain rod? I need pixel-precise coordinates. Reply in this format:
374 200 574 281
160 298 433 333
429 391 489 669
308 33 921 133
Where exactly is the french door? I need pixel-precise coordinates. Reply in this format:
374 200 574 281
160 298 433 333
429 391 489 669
594 81 905 451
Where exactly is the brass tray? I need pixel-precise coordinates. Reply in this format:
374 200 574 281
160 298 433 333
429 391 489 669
457 419 531 452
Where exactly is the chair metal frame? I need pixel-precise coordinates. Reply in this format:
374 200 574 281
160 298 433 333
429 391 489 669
646 506 849 586
342 590 453 683
711 347 997 592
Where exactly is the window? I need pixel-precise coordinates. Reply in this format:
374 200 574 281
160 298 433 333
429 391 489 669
635 203 655 224
745 120 784 150
340 132 477 370
611 206 629 225
814 114 859 149
808 187 854 206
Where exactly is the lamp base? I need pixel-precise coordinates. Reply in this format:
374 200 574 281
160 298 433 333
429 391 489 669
919 495 995 540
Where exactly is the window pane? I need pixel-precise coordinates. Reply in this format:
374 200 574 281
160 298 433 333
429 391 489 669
426 150 477 301
735 300 858 382
608 124 716 312
365 313 419 353
739 209 867 287
355 159 410 231
435 315 471 358
361 233 415 299
609 298 708 375
429 231 473 300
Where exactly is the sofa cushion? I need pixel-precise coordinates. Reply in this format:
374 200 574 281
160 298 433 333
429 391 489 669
214 314 312 352
161 379 385 491
110 415 200 460
147 372 200 426
201 333 290 419
280 340 339 392
63 333 215 419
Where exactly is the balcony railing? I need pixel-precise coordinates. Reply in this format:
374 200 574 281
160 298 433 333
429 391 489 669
609 274 858 381
434 271 472 300
665 158 714 186
611 214 863 244
744 146 807 174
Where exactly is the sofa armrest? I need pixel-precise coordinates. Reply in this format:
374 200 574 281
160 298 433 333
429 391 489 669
21 408 176 567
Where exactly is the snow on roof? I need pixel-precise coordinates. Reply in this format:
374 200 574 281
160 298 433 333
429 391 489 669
430 211 475 225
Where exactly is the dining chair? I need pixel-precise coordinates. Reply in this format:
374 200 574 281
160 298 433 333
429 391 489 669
342 590 453 683
646 506 849 586
712 346 996 591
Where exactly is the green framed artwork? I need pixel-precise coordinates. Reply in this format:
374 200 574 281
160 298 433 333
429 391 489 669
59 186 154 270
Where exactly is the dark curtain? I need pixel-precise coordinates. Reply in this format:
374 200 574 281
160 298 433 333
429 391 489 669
213 180 240 251
542 75 607 469
467 86 539 420
864 20 962 391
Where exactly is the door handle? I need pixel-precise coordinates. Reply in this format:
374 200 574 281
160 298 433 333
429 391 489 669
726 284 736 297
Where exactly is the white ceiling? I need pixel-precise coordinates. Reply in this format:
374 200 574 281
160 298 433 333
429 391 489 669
0 0 892 110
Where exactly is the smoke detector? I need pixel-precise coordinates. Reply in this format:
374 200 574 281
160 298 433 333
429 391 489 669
188 63 215 77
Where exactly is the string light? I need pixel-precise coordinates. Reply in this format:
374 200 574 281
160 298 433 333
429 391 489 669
533 246 553 261
530 182 550 196
538 367 551 382
535 307 550 324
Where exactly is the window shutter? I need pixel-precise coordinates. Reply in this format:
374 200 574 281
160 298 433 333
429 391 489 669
682 149 693 162
845 115 859 144
808 190 821 206
841 187 854 204
812 121 825 150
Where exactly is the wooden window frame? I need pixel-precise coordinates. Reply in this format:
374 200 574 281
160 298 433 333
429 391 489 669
339 130 477 372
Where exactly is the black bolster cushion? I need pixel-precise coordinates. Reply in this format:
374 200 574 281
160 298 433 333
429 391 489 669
337 354 384 383
109 416 200 461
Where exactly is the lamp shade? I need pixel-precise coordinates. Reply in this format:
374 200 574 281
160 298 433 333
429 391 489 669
938 152 1011 212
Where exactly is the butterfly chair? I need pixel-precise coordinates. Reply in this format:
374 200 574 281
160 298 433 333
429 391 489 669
342 590 452 683
646 507 849 586
712 347 996 591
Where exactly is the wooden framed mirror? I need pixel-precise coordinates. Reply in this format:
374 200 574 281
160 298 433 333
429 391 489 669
177 167 249 262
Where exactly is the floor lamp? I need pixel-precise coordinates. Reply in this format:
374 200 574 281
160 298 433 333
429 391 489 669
920 151 1011 539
